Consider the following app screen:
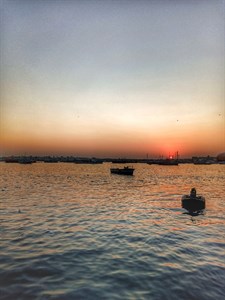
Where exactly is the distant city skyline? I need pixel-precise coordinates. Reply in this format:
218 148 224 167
0 0 224 158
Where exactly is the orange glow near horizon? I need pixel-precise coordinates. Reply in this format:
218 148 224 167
1 118 224 158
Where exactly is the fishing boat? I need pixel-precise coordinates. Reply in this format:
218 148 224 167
182 188 205 211
110 166 134 176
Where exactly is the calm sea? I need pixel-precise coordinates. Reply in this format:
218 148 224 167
0 162 225 300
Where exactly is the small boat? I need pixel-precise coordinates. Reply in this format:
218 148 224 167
182 188 205 211
110 166 134 176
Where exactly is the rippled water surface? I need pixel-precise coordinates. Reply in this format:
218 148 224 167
0 163 225 299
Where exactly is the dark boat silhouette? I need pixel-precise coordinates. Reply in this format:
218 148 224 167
182 188 205 212
110 166 134 176
158 159 179 165
157 152 179 165
4 157 19 163
18 157 34 164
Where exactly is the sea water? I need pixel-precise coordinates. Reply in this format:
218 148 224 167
0 163 225 299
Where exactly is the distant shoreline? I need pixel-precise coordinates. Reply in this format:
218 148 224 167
1 155 223 165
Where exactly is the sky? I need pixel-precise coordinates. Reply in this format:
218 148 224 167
0 0 224 158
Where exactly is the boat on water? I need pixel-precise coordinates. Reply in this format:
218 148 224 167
182 188 205 212
4 156 35 164
4 157 19 163
74 158 103 164
18 156 36 164
110 166 134 176
18 158 34 164
158 159 179 166
19 161 33 164
156 152 179 165
43 157 59 163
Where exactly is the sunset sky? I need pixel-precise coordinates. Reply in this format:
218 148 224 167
0 0 224 158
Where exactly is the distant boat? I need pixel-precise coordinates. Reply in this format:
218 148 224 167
74 159 103 164
4 156 35 164
4 157 19 163
193 161 212 165
18 157 35 164
192 156 216 165
158 159 179 166
110 166 134 176
43 157 59 163
182 188 205 212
